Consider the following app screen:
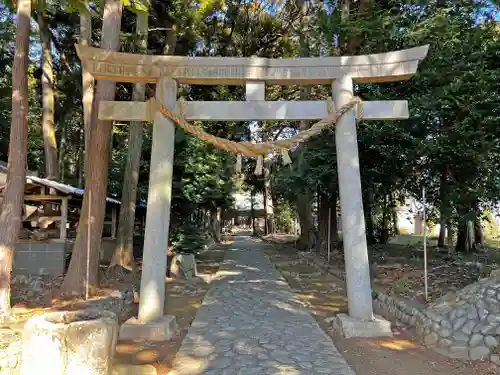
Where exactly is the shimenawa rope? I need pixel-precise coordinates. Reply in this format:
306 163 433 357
147 96 363 174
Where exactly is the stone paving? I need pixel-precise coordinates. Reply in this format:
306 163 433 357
170 236 356 375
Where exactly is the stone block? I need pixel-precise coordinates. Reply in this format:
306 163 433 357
469 333 484 347
333 314 393 339
439 327 452 337
424 332 438 346
14 241 67 276
119 316 177 342
448 344 469 359
437 338 453 349
21 309 119 375
490 354 500 366
170 254 197 279
469 345 490 360
485 335 498 348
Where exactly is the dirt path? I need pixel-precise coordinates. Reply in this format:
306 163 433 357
331 328 494 375
264 239 497 375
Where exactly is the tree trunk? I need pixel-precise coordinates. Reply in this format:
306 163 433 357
329 186 339 247
380 195 390 244
318 192 336 254
77 130 84 187
456 218 475 253
447 220 455 248
359 188 376 286
341 0 373 54
251 190 256 235
110 10 149 271
474 219 484 247
271 188 278 228
80 11 94 178
0 0 31 322
162 20 177 55
456 222 468 253
363 187 375 245
318 193 327 253
294 1 316 251
58 114 67 183
61 0 122 296
263 159 275 235
390 193 399 235
210 209 221 242
438 218 447 247
296 193 317 250
201 209 206 230
37 9 58 180
438 168 448 247
262 190 268 235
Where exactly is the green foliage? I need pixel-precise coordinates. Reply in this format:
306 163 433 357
274 200 294 233
196 0 223 19
170 222 208 254
483 211 500 239
2 0 499 253
393 279 411 295
271 0 500 248
120 0 148 13
175 134 235 211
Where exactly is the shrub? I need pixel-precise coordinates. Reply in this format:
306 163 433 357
170 222 208 254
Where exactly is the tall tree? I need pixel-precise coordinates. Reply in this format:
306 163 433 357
61 0 123 295
36 3 58 180
0 0 32 321
294 0 317 250
109 6 150 271
80 7 93 178
262 157 275 234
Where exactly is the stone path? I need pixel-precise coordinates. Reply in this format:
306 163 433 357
169 236 356 375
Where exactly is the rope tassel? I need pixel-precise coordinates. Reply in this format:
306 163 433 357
254 155 264 175
178 96 186 118
235 154 242 173
281 148 292 166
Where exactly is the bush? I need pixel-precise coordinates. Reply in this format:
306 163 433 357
274 200 294 233
170 222 208 254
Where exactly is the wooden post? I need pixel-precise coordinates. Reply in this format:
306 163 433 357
138 77 177 323
59 197 69 241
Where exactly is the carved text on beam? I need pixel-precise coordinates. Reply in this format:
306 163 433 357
78 44 429 85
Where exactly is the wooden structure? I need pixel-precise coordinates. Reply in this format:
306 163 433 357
76 43 428 334
0 166 121 242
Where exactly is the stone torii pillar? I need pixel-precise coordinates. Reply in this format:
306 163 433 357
332 76 393 338
120 77 179 341
334 76 373 320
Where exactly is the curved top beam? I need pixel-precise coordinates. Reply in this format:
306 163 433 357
76 44 429 85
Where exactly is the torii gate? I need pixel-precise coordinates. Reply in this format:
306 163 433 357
77 44 428 339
